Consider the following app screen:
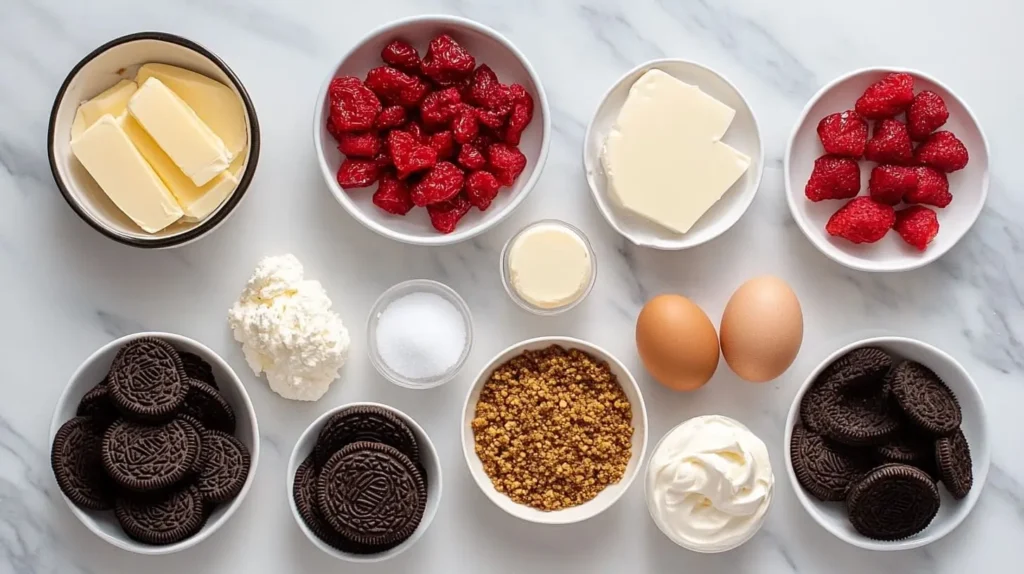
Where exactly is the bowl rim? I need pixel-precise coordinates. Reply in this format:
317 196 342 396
312 14 551 246
783 66 991 272
48 331 261 555
783 335 991 551
582 57 765 251
46 31 262 249
499 219 598 315
460 335 649 524
285 401 443 563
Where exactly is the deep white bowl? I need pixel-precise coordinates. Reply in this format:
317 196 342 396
461 336 648 524
784 336 990 551
583 59 764 250
313 15 550 246
286 402 442 562
784 67 989 272
49 332 260 555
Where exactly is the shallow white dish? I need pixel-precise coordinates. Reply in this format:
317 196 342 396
49 332 260 555
461 336 648 524
287 402 442 563
784 67 989 272
784 336 990 551
313 15 550 246
583 59 764 250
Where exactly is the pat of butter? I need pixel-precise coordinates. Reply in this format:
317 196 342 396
70 114 183 233
128 77 232 186
508 223 593 309
601 69 751 235
71 80 138 140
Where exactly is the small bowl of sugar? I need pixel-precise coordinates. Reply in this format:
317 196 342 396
367 279 474 389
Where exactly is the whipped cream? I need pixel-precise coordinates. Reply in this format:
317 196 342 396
646 415 773 552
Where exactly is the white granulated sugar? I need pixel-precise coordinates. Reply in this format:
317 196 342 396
376 291 466 380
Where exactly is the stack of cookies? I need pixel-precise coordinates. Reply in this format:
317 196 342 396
790 347 973 541
51 338 251 545
293 405 428 554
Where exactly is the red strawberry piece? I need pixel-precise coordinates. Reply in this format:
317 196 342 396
326 118 344 142
365 66 429 108
487 143 527 186
452 106 479 144
476 108 505 130
914 131 968 172
503 84 534 145
429 131 455 160
373 150 392 168
421 34 475 85
457 144 487 171
410 161 465 206
426 193 472 233
335 131 381 159
905 167 952 207
372 173 414 215
336 158 381 189
471 132 495 151
467 64 499 106
374 105 407 130
893 205 939 251
805 155 860 201
854 72 915 119
907 91 949 141
387 130 437 179
381 40 420 73
465 170 501 211
864 119 913 164
405 122 429 145
825 196 896 244
868 165 917 205
328 77 381 132
816 110 868 158
420 87 463 130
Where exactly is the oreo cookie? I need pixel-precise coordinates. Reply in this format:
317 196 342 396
799 377 833 434
177 414 207 479
790 423 872 501
180 379 236 434
102 419 201 492
196 430 251 503
822 347 892 391
823 386 901 446
180 352 218 389
51 417 115 510
874 430 933 467
846 464 940 541
314 406 419 467
890 361 961 436
108 338 187 421
935 429 973 499
115 486 207 545
76 380 118 429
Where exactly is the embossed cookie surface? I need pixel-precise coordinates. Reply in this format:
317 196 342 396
823 386 901 446
180 379 236 434
76 380 118 429
102 418 200 492
197 430 251 503
890 361 962 436
846 463 940 541
314 406 419 467
115 486 206 545
108 338 187 421
180 351 218 389
791 423 872 501
51 417 115 510
935 429 973 499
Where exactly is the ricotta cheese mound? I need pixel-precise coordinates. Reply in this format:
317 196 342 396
227 254 350 401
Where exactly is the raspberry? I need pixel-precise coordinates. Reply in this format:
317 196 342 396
465 170 501 211
854 72 915 119
825 197 896 244
364 66 429 107
421 34 475 85
894 206 939 251
387 130 437 179
868 165 917 205
503 84 534 145
816 110 868 158
374 150 391 168
914 131 969 172
907 91 949 141
426 193 472 234
864 119 913 164
405 121 429 145
905 167 952 207
326 118 343 142
372 173 414 215
374 105 407 130
805 155 860 201
411 161 465 206
452 106 479 144
457 144 487 171
420 87 463 130
335 131 381 158
336 158 380 189
466 64 512 112
328 77 381 132
381 40 420 73
429 130 455 160
487 143 527 186
476 108 505 130
472 132 495 151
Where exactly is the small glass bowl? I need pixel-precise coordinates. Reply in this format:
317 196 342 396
367 279 474 389
500 219 597 316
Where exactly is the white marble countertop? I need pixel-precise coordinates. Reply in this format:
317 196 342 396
2 0 1023 572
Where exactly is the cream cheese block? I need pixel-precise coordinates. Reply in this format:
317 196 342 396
71 79 137 140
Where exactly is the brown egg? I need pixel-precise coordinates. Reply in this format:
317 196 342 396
719 276 803 383
635 294 720 391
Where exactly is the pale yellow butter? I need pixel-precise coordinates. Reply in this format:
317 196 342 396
71 80 138 140
508 223 593 309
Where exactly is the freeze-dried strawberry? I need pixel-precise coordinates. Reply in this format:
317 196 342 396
374 105 407 130
907 91 949 141
365 66 429 107
410 161 465 206
336 131 381 158
429 130 455 160
864 119 913 164
426 193 472 233
894 206 939 251
487 143 527 186
457 144 487 171
421 34 475 85
336 158 380 189
503 84 534 145
805 155 860 201
381 40 420 73
372 173 414 215
405 121 429 144
467 64 499 105
914 131 969 172
420 87 463 130
816 110 868 157
854 72 915 119
387 130 437 179
905 167 952 207
374 150 392 168
476 107 505 130
465 170 501 210
826 197 896 244
326 118 344 142
328 76 381 132
452 106 479 144
868 165 917 205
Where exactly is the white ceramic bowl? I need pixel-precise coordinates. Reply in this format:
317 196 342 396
785 67 990 272
583 59 764 250
461 336 648 524
784 336 990 551
49 332 260 555
286 402 442 562
314 15 550 246
47 32 260 249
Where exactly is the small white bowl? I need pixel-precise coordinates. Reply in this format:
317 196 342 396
461 336 648 524
47 32 260 249
314 15 550 246
499 219 597 316
784 336 990 551
583 59 764 250
784 67 990 272
286 402 442 563
49 332 260 555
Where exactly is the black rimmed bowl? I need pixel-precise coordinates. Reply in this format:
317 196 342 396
47 32 260 248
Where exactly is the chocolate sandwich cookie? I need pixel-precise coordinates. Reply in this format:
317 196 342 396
180 379 236 434
177 415 207 479
314 406 419 468
823 386 901 446
196 430 250 503
115 486 207 545
874 430 933 467
51 417 115 510
799 377 834 434
846 463 940 541
822 347 893 391
76 380 118 429
890 361 962 436
180 351 218 389
102 419 201 492
790 423 873 501
108 338 188 421
317 442 426 547
935 429 973 499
